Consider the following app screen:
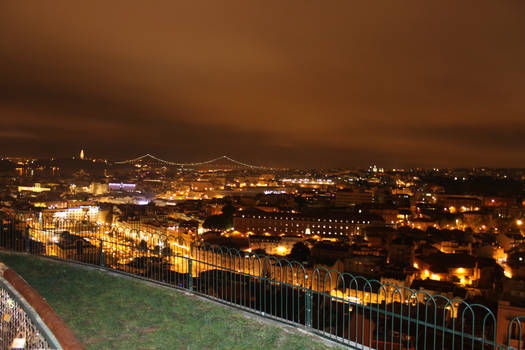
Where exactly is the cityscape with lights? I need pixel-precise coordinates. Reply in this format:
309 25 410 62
2 1 525 349
1 151 525 348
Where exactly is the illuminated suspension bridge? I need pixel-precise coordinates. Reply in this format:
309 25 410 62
113 154 271 170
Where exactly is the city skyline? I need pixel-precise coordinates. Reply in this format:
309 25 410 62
2 2 525 349
5 151 525 172
1 1 525 168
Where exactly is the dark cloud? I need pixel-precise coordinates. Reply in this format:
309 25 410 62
1 1 524 167
414 123 525 151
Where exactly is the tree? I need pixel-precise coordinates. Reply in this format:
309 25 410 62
203 203 235 231
203 215 228 230
161 246 172 256
137 239 148 252
294 197 307 210
221 202 235 217
252 248 266 256
288 242 310 263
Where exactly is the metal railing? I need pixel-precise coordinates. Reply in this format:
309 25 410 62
0 213 523 350
0 276 61 350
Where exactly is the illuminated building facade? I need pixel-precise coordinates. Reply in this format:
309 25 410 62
248 235 301 256
18 183 51 193
50 206 100 222
233 209 383 239
335 189 374 206
108 183 136 192
497 300 525 349
414 253 480 286
438 195 481 213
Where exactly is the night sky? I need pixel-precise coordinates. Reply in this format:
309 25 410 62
1 1 525 168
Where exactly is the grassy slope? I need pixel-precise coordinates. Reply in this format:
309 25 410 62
0 252 338 350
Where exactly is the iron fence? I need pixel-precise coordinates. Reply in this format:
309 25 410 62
0 213 523 350
0 276 60 350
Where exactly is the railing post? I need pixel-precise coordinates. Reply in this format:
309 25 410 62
187 257 193 292
306 289 313 329
24 227 30 253
99 240 104 267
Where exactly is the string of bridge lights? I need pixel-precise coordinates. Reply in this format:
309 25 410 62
114 154 270 169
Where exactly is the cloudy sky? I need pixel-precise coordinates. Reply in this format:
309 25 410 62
1 1 524 168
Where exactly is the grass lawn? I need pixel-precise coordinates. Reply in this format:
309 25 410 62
0 252 339 350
